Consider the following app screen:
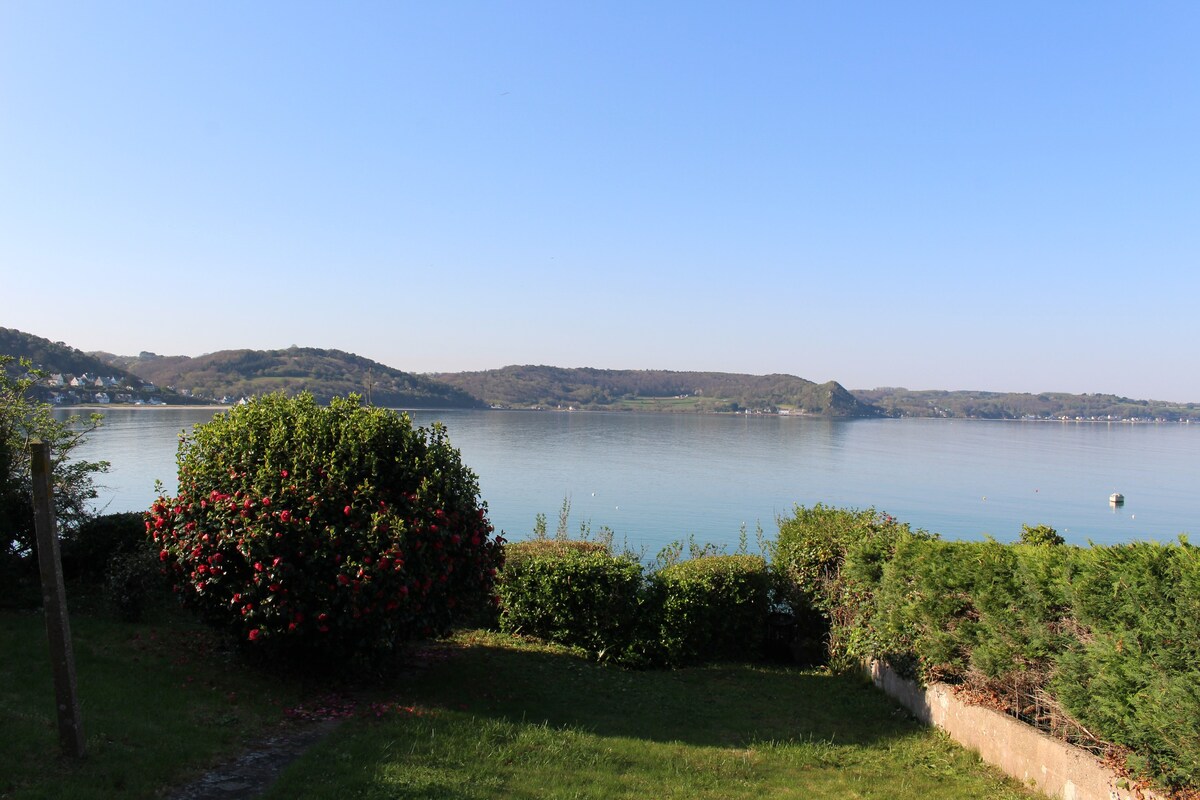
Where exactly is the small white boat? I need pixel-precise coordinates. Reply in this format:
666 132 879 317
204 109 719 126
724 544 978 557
1109 492 1125 505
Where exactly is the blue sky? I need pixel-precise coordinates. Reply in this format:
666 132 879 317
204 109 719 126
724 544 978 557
2 2 1197 401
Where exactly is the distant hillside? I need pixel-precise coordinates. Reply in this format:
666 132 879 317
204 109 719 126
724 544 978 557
854 387 1200 422
0 327 183 405
13 326 1191 419
98 347 485 408
1 327 141 384
433 365 880 416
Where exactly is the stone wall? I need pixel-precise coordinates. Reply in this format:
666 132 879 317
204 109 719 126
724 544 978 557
867 661 1165 800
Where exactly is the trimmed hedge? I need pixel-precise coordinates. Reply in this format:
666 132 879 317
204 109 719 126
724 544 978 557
498 540 644 660
652 554 769 665
498 543 772 667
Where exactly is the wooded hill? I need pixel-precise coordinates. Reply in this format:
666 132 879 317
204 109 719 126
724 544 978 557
95 347 484 409
432 365 881 416
854 387 1200 422
0 327 188 404
1 327 141 385
6 327 1194 419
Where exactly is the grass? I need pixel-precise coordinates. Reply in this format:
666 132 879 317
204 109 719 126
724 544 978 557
0 596 307 800
266 630 1045 800
4 601 1047 800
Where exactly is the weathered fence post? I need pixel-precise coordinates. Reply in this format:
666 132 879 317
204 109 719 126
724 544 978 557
29 440 86 758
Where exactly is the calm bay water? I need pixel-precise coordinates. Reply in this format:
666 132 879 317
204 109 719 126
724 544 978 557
60 407 1199 553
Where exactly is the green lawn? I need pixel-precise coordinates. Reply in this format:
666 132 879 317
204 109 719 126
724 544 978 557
4 607 1046 800
0 602 306 800
266 630 1044 800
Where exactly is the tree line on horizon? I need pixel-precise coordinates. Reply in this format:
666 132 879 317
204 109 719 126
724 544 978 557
2 327 1195 420
856 386 1198 422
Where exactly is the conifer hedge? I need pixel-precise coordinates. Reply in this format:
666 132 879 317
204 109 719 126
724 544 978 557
773 504 1200 793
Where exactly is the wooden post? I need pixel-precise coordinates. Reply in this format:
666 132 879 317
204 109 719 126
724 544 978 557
29 440 86 758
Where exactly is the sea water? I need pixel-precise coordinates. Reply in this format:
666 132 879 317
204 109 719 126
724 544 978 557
61 407 1199 553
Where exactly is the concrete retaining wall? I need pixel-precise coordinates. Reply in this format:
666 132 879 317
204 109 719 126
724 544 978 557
867 661 1165 800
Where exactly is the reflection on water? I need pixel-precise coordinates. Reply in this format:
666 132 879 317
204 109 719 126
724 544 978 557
60 407 1199 553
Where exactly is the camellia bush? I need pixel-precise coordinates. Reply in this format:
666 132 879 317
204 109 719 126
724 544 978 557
149 393 504 665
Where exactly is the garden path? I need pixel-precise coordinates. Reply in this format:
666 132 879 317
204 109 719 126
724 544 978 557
166 717 343 800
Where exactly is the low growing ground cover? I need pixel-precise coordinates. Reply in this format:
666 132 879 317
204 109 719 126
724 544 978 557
265 630 1043 800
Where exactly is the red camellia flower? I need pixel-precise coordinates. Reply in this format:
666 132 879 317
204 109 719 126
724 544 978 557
248 629 261 642
343 505 352 516
280 510 292 523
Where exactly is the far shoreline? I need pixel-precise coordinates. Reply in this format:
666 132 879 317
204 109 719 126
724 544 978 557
60 403 1198 425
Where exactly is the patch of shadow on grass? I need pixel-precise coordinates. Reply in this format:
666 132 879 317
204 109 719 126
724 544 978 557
386 638 924 750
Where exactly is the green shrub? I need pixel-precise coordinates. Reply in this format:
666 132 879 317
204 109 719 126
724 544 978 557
872 539 1075 682
503 538 609 566
104 543 164 622
1053 540 1200 790
651 554 769 665
498 539 643 661
830 528 1198 792
150 393 504 667
61 511 146 583
771 504 1200 793
772 504 925 668
2 355 109 606
1019 523 1065 547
